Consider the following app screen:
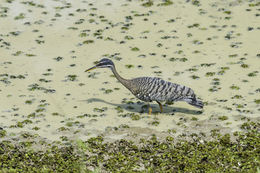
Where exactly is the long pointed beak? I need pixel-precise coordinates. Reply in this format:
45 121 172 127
85 66 97 72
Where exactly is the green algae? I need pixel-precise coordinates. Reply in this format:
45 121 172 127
0 122 259 172
0 1 260 172
131 47 140 51
66 75 78 81
118 113 141 121
0 129 6 138
218 116 228 121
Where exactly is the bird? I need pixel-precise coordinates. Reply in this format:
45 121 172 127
85 58 203 114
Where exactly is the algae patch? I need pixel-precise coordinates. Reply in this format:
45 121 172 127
0 122 259 172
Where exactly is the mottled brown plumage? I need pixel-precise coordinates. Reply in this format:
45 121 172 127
85 58 203 114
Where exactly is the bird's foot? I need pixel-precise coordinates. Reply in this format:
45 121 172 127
148 106 152 115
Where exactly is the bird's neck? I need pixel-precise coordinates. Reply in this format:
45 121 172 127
111 66 131 89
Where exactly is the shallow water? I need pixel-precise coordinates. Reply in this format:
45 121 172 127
0 0 259 142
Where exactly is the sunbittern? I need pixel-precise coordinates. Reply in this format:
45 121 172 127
85 58 203 114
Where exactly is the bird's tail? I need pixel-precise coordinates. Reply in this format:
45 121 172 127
185 97 204 109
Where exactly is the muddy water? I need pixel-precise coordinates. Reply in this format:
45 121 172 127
0 0 259 142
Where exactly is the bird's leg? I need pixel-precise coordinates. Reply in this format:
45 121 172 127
156 101 163 113
148 104 152 115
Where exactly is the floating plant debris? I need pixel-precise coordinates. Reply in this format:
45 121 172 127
0 1 259 172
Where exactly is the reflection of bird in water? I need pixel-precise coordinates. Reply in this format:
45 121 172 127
85 58 203 114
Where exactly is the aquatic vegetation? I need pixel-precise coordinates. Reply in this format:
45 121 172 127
248 71 258 77
0 129 7 138
1 122 257 172
0 1 259 172
254 99 260 104
190 75 200 79
53 56 63 62
104 89 113 94
125 64 134 69
118 124 130 129
169 57 188 62
27 83 55 93
241 64 249 68
149 120 160 126
12 51 23 56
205 72 215 77
141 1 153 7
39 78 51 83
66 75 78 81
115 106 124 113
130 114 141 121
93 107 107 113
130 47 140 51
118 113 141 120
218 116 228 121
230 85 240 90
25 53 36 57
0 74 26 84
191 117 198 121
83 40 94 44
124 35 134 40
157 0 173 6
231 95 243 99
14 13 25 20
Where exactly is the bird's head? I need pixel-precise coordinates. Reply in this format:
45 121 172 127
85 58 114 72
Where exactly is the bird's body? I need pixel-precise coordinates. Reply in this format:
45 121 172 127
85 58 203 114
131 77 199 103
